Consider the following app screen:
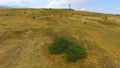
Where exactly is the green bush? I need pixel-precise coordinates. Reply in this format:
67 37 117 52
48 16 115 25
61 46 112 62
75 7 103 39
66 43 87 62
49 37 71 54
48 37 87 62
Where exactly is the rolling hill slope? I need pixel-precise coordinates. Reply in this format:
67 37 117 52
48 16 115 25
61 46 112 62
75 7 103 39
0 9 120 68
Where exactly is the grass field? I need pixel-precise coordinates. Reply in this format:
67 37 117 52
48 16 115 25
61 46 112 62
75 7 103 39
0 9 120 68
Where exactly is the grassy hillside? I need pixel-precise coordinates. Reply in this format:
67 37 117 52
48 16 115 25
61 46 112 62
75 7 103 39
0 9 120 68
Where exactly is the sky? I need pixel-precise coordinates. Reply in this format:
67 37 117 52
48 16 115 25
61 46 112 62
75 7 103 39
0 0 120 14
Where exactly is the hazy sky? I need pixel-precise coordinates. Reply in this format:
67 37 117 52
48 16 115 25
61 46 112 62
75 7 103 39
0 0 120 14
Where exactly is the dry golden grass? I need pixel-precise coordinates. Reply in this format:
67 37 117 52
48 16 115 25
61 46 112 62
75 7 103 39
0 9 120 68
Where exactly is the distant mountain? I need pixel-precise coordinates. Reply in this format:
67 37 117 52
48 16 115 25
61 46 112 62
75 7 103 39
0 5 11 9
0 5 26 9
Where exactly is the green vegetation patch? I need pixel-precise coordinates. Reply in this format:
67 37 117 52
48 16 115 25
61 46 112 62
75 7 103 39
49 37 87 62
0 24 7 26
99 20 118 26
12 30 26 35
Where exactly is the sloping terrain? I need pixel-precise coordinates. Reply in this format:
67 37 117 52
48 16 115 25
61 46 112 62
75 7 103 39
0 9 120 68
